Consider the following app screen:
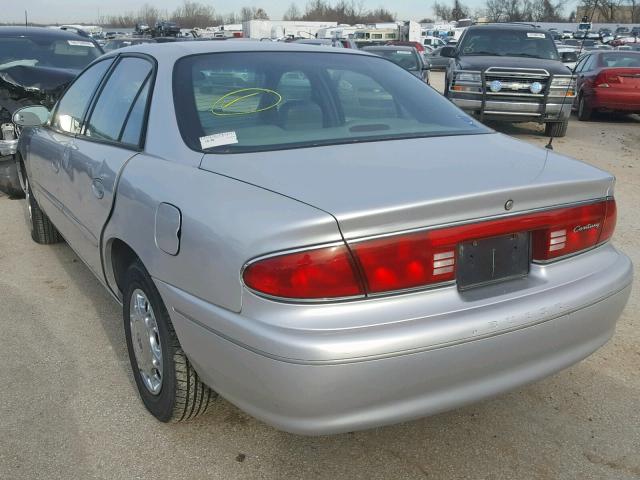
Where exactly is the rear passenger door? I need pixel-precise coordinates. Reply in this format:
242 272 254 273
58 54 154 277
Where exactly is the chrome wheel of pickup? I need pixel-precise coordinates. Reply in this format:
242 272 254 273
130 289 163 395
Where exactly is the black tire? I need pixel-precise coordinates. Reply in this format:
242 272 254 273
544 120 568 138
123 260 216 422
24 176 62 244
577 94 592 121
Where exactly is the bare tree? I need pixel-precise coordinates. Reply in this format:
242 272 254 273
240 6 270 21
299 0 394 23
171 1 217 28
283 3 302 20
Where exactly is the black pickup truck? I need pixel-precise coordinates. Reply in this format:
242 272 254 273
443 24 577 137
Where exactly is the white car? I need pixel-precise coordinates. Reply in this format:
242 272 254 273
423 36 446 48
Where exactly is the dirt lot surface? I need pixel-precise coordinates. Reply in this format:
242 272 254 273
0 72 638 479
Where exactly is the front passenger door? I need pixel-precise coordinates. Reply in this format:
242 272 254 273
58 55 154 277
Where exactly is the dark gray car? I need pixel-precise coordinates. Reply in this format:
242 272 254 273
361 45 429 83
425 47 452 70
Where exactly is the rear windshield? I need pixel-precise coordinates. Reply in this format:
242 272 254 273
459 29 559 60
0 37 101 71
173 51 488 153
600 54 640 67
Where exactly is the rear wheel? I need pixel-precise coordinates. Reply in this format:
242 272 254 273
24 175 62 244
577 94 592 121
123 260 216 422
544 120 568 138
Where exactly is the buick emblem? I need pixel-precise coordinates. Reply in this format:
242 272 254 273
505 199 514 211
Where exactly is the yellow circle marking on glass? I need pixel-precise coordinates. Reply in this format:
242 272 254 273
211 88 283 116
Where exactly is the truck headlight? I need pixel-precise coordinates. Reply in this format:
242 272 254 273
550 76 576 96
455 71 481 83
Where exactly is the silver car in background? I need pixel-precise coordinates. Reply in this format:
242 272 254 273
13 42 632 435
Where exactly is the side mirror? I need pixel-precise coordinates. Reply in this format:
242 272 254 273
12 105 50 127
440 46 457 58
561 51 578 63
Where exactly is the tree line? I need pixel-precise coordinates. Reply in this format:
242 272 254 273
101 0 395 28
432 0 639 23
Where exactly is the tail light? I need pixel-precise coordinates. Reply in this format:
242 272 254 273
243 244 364 300
595 68 640 87
243 199 616 300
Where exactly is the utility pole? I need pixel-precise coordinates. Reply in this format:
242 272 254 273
25 10 28 28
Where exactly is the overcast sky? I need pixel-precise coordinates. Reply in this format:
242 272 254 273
5 0 580 24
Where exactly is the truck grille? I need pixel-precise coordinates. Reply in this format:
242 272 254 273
484 68 550 97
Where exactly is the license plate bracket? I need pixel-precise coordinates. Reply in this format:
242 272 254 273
457 233 530 291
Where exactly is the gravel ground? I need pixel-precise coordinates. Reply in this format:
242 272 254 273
0 72 638 480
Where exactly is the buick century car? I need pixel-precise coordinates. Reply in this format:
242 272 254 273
13 42 632 434
0 26 102 196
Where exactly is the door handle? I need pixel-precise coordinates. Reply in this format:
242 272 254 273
91 178 105 199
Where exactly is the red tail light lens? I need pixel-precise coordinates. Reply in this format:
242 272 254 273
532 198 616 261
351 199 617 293
244 199 616 300
243 244 364 299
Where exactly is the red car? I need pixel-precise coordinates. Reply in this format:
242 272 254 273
386 40 425 53
573 51 640 120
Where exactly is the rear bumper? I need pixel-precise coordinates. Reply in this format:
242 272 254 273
451 96 572 122
591 89 640 112
158 244 632 435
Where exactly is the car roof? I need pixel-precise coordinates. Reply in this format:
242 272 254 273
466 23 545 32
112 39 372 62
362 45 416 51
0 26 92 40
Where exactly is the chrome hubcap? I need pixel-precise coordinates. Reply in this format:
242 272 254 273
129 289 163 395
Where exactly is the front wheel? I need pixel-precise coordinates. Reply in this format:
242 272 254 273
544 120 568 138
24 175 62 244
123 260 216 422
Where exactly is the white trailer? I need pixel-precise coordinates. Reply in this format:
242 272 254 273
243 20 338 40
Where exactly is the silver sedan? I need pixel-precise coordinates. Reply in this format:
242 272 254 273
13 41 632 435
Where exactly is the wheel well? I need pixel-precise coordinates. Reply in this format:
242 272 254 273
110 239 140 296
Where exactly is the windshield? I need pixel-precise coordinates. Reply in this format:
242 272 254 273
459 29 559 60
173 52 488 153
0 36 101 71
366 49 420 70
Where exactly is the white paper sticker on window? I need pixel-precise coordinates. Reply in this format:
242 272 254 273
199 131 238 149
67 40 96 47
397 51 413 55
526 33 546 39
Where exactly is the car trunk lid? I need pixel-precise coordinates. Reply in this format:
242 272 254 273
200 133 614 240
597 68 640 90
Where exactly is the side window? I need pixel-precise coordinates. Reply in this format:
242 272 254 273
584 55 598 71
84 57 152 144
51 59 112 134
575 55 589 72
120 81 151 146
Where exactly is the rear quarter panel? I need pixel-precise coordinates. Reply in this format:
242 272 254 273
102 154 342 312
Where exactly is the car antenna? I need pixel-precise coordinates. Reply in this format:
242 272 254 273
545 0 598 151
